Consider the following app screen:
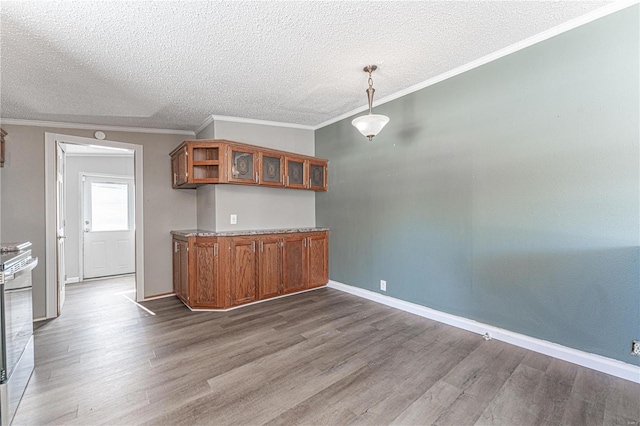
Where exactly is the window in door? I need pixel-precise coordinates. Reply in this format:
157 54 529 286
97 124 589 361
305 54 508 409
90 182 130 232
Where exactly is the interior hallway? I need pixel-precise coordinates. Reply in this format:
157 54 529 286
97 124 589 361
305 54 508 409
14 277 640 425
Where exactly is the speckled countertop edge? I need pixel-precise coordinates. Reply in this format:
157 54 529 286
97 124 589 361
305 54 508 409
171 227 329 237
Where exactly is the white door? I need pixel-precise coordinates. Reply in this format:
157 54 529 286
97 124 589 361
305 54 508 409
82 175 135 279
56 144 66 313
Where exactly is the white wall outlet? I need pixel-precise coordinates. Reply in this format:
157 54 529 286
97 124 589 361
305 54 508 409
380 280 386 292
230 214 237 225
632 340 640 356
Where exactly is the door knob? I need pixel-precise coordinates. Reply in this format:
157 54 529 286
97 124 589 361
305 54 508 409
84 228 90 232
85 221 90 225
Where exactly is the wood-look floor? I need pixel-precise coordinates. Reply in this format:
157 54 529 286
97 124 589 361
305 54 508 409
15 277 640 426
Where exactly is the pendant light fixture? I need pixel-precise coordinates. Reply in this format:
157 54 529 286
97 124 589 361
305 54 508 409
351 65 390 141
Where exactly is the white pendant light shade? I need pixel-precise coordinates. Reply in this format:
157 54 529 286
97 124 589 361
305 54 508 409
352 114 390 141
351 65 390 141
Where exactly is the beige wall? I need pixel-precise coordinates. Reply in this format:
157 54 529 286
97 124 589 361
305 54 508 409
196 185 216 230
0 124 196 318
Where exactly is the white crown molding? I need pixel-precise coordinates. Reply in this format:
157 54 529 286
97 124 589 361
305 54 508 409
313 0 640 130
194 115 216 135
0 118 196 136
196 114 316 134
328 280 640 384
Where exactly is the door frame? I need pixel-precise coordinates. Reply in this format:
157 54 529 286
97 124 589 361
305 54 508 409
45 133 145 318
79 172 135 281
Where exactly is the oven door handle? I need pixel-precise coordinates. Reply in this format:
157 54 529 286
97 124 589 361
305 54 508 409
3 257 38 284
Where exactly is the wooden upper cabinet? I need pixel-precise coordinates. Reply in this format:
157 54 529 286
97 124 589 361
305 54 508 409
228 146 258 185
171 145 188 188
229 238 257 306
259 153 284 187
170 142 224 188
1 128 6 167
283 234 308 293
308 159 328 191
258 237 283 299
308 233 329 288
285 157 308 189
170 140 327 191
191 143 224 184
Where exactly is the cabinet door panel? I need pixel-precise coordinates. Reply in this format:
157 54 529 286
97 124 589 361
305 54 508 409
178 240 189 302
259 238 282 299
230 239 257 305
283 236 307 293
171 146 188 187
285 157 307 189
308 160 327 191
308 234 328 288
228 147 257 184
172 238 182 296
260 154 284 187
193 241 219 307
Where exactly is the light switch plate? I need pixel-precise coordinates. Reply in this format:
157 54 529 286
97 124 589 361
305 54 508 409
230 214 237 225
380 280 386 291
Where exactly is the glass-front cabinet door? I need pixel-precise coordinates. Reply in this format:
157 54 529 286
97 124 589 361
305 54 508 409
308 159 328 191
228 146 258 184
259 153 284 187
285 157 307 189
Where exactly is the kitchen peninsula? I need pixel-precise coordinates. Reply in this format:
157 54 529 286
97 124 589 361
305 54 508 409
171 228 328 310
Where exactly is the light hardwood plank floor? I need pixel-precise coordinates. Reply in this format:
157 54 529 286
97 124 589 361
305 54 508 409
14 277 640 425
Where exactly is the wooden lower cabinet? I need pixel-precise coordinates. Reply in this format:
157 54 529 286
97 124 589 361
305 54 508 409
191 238 221 308
258 237 283 299
173 237 190 303
172 230 328 310
229 238 257 306
307 233 329 288
283 235 307 294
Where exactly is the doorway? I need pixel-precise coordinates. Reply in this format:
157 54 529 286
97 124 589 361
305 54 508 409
81 174 135 279
45 133 145 319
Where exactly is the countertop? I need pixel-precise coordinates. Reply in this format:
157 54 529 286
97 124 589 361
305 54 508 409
171 227 329 237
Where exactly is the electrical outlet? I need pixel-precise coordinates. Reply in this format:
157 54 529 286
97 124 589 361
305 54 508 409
230 214 237 225
632 340 640 356
380 280 386 291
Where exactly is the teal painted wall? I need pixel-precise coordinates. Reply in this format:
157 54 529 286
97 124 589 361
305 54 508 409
315 7 640 365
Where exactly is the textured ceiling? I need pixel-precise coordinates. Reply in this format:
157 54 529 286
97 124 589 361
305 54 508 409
0 1 612 131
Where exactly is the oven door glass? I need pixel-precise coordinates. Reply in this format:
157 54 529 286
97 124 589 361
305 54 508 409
3 273 33 381
0 284 5 378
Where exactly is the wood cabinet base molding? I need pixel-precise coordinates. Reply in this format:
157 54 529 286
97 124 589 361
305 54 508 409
172 228 329 311
180 286 325 312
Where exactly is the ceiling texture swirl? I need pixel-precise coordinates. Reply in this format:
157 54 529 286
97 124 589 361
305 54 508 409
0 1 615 131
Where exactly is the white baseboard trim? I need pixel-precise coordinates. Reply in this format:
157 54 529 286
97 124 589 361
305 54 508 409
65 277 80 284
33 317 48 322
328 280 640 384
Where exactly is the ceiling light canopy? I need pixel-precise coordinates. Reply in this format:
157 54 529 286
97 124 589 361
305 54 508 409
352 65 390 141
